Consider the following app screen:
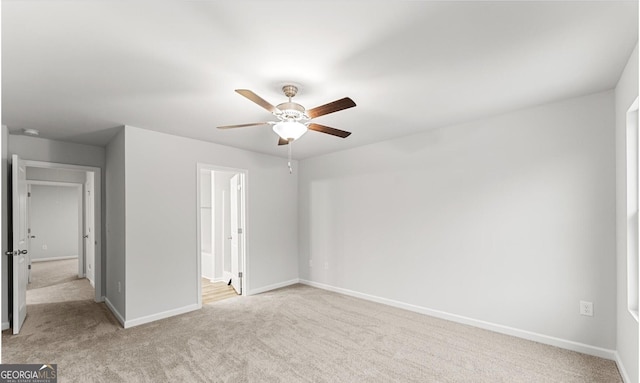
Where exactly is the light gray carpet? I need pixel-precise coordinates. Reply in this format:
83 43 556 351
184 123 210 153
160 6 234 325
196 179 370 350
2 282 621 382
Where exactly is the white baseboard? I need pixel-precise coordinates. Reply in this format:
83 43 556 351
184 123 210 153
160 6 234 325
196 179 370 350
124 303 199 329
211 277 225 283
248 278 300 295
614 351 631 383
104 297 125 327
32 256 78 263
1 321 9 331
299 279 617 361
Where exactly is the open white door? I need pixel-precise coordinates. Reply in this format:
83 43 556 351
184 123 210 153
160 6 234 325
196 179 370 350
84 173 95 285
10 155 29 334
26 184 32 284
229 174 241 294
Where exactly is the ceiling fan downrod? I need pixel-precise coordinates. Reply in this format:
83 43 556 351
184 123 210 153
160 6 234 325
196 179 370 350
282 85 298 102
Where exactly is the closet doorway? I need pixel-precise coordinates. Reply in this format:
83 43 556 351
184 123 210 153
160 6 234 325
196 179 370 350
196 164 247 306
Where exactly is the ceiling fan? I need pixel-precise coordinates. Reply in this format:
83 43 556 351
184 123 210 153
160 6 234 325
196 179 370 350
217 85 356 146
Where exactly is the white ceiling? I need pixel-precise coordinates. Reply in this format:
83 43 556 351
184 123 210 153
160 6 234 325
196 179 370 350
2 1 638 159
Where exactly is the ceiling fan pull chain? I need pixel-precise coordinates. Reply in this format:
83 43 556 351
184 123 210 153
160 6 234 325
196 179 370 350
288 138 293 174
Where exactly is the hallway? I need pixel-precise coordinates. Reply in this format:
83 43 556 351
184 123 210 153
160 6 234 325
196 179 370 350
27 259 94 304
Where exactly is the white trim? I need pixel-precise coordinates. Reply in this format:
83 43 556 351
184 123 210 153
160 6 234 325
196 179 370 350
211 277 225 283
627 96 640 323
299 279 617 361
124 303 199 329
196 167 203 307
614 351 631 383
26 180 81 187
1 321 9 331
248 279 300 296
31 256 78 263
104 297 125 327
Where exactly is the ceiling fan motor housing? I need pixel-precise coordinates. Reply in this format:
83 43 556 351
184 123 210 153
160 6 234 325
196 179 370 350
276 101 307 121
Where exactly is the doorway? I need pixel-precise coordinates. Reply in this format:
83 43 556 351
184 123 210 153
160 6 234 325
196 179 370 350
196 164 247 307
26 182 85 284
8 155 102 334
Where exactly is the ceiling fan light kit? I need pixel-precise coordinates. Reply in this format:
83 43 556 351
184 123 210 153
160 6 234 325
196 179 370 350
217 84 356 173
273 120 307 141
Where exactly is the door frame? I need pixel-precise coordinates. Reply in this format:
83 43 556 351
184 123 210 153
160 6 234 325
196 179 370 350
196 163 248 308
26 181 84 276
20 159 103 302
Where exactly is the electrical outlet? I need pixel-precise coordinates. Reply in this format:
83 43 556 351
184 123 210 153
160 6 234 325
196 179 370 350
580 301 593 316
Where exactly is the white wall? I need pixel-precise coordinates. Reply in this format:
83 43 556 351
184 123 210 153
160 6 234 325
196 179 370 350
9 135 105 168
27 167 87 183
122 126 298 325
615 43 639 383
29 185 79 261
105 129 126 320
299 91 616 353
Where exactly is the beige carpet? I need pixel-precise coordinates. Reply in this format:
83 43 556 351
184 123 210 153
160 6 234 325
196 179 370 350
26 259 94 305
28 258 80 290
2 279 621 382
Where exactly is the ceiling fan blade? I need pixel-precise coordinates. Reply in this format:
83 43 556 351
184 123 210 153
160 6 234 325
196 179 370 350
235 89 279 114
277 137 289 146
217 122 270 129
306 97 356 119
308 123 352 138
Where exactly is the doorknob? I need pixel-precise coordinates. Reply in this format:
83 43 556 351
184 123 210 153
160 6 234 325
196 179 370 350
30 235 36 239
83 235 89 239
4 250 26 256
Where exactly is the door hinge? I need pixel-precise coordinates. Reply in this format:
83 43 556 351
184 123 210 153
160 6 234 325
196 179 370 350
238 228 243 234
27 192 31 197
238 272 243 278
